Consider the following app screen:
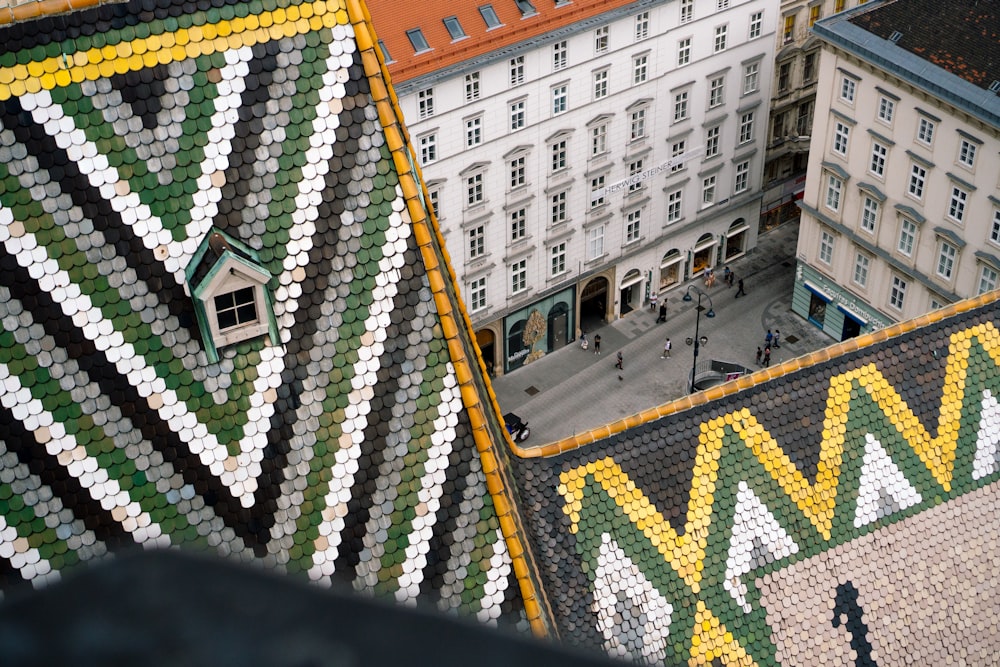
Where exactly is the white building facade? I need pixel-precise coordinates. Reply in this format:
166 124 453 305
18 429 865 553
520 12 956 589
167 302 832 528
793 1 1000 341
389 0 776 375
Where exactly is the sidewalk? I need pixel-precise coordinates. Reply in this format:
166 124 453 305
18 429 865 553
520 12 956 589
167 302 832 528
490 222 835 446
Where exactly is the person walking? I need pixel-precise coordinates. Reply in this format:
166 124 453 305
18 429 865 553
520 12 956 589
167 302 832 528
657 303 667 323
765 329 773 348
650 291 658 312
735 277 746 298
615 351 624 370
593 334 601 355
763 345 771 367
723 266 732 287
662 338 672 359
773 329 781 348
755 346 762 366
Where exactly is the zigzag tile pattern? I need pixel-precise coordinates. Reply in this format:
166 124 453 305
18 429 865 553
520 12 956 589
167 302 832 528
511 307 1000 664
0 0 526 627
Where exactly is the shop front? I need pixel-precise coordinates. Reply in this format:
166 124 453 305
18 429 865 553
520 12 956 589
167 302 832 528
791 263 892 341
691 233 717 276
503 285 577 373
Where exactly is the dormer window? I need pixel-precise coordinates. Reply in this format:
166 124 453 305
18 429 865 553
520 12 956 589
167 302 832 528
186 230 279 362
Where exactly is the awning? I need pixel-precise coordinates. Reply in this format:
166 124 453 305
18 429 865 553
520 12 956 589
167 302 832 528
803 280 833 301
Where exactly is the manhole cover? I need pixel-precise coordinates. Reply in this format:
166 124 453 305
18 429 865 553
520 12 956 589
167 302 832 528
785 334 799 344
525 386 540 396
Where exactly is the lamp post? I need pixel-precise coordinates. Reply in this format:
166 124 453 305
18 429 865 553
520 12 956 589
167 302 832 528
682 285 715 394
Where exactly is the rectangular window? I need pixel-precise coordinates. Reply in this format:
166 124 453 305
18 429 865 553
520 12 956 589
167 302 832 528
803 52 817 82
714 25 728 52
635 11 649 40
819 230 835 264
465 72 480 101
553 40 567 71
833 121 850 155
587 225 605 260
509 56 524 86
860 196 879 233
469 276 487 312
870 141 887 177
777 62 791 93
510 259 527 294
418 88 434 119
840 76 856 103
443 16 466 40
630 108 646 141
628 159 644 193
853 253 870 287
419 133 437 165
510 208 526 241
743 63 759 94
594 25 609 53
980 265 999 294
825 173 843 211
407 28 430 53
680 0 694 24
674 91 689 122
797 101 814 135
908 163 926 199
428 187 440 218
948 186 968 223
626 209 641 243
509 100 526 132
466 173 485 207
877 96 894 124
808 4 821 26
468 225 485 259
514 0 535 16
702 175 717 206
898 219 916 256
709 76 725 108
958 139 978 168
590 175 606 208
670 140 686 172
479 4 502 29
465 116 482 148
992 209 1000 244
550 192 567 225
677 38 691 66
633 54 648 84
593 69 609 99
772 112 785 141
551 139 567 172
783 15 795 43
835 0 845 11
739 111 755 144
591 123 607 156
551 84 568 115
889 275 907 310
937 241 957 279
917 117 935 144
749 11 763 38
509 156 526 190
717 0 730 9
734 160 750 194
705 126 720 158
667 189 683 222
550 242 567 276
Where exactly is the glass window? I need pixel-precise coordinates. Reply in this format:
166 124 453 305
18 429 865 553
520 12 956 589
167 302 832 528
553 41 567 71
215 287 258 331
509 156 526 190
467 173 484 207
709 76 725 108
739 111 755 144
465 72 480 101
714 25 728 52
630 108 646 141
717 0 730 9
680 0 694 24
419 133 437 165
803 52 817 82
551 242 567 276
840 76 857 103
443 16 466 40
551 139 567 172
552 85 568 115
667 189 683 222
860 196 879 233
677 38 691 66
783 14 795 43
734 160 750 194
870 141 887 177
510 259 527 294
406 29 430 53
626 209 641 243
917 117 935 144
908 163 926 199
898 219 916 256
819 230 834 264
979 265 999 294
469 276 487 312
991 208 1000 244
510 208 526 241
749 11 763 39
674 91 689 122
465 116 482 148
628 159 644 193
633 54 648 84
590 175 605 208
417 88 434 119
594 25 609 53
514 0 535 16
479 5 502 29
835 0 845 11
958 139 978 168
593 69 609 99
808 5 821 26
948 186 968 223
743 63 759 94
670 140 686 172
591 123 607 156
551 192 567 225
587 225 605 259
468 225 485 259
702 175 717 206
509 100 526 131
889 275 907 310
877 96 894 124
825 173 843 211
797 101 814 135
853 253 870 287
777 62 791 92
635 11 649 40
705 126 720 158
936 241 957 279
833 121 850 155
509 56 524 86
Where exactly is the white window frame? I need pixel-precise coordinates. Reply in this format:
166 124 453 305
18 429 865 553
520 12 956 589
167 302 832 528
749 11 763 39
734 160 750 194
593 68 609 100
553 40 568 71
635 11 649 40
510 259 527 294
551 139 567 173
509 99 526 132
594 25 609 54
979 264 999 295
869 141 887 177
818 230 835 265
587 225 605 260
510 208 527 242
897 218 917 257
590 175 606 209
551 191 568 225
739 111 754 144
709 76 725 108
552 84 568 115
509 55 525 86
677 37 691 66
465 115 482 148
628 159 644 193
917 116 935 145
889 274 907 310
877 96 894 124
633 54 649 85
418 133 437 165
680 0 694 24
667 189 683 223
840 76 856 104
468 224 485 260
509 155 527 190
743 62 759 94
469 276 487 312
908 163 926 200
626 209 642 244
958 139 978 169
591 123 608 157
550 242 567 276
702 175 717 207
674 90 689 122
948 185 968 224
853 252 870 287
630 107 647 141
860 196 879 234
465 72 480 101
417 88 434 119
705 125 721 158
713 24 728 52
991 208 1000 245
824 173 843 212
832 121 850 156
466 172 485 207
670 140 686 173
936 241 957 280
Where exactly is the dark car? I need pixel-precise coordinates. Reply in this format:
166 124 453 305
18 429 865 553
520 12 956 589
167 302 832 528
503 412 531 442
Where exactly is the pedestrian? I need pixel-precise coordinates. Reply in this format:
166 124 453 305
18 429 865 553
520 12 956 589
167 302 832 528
657 303 667 323
727 268 735 288
723 266 732 287
580 332 588 350
763 345 771 367
755 346 762 365
615 351 623 370
705 269 716 288
765 329 773 347
650 291 658 312
593 334 601 355
773 329 781 348
735 277 746 298
662 338 672 359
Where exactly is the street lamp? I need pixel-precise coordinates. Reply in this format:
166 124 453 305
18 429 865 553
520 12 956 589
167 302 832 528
682 285 715 393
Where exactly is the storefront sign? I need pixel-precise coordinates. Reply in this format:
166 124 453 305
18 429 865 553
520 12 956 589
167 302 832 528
592 147 704 202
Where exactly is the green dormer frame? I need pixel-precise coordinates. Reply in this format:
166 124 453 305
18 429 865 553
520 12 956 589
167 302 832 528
185 229 280 363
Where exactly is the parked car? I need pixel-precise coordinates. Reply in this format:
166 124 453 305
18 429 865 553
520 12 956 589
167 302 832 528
503 412 530 442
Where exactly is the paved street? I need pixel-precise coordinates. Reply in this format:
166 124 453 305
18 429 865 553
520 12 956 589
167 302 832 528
490 221 836 446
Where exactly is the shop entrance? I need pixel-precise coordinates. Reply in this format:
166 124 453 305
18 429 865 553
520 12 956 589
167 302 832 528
619 270 642 316
476 329 496 376
580 277 609 332
841 315 861 340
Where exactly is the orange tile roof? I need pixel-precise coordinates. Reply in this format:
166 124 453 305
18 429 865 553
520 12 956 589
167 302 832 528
365 0 640 82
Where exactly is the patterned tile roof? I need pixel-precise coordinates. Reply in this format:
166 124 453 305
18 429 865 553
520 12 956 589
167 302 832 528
0 0 542 633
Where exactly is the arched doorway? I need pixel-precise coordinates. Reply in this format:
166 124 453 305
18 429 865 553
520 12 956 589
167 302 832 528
580 276 608 332
476 329 496 376
505 318 527 372
659 249 683 291
724 218 749 262
691 233 716 276
546 302 570 352
619 269 642 315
